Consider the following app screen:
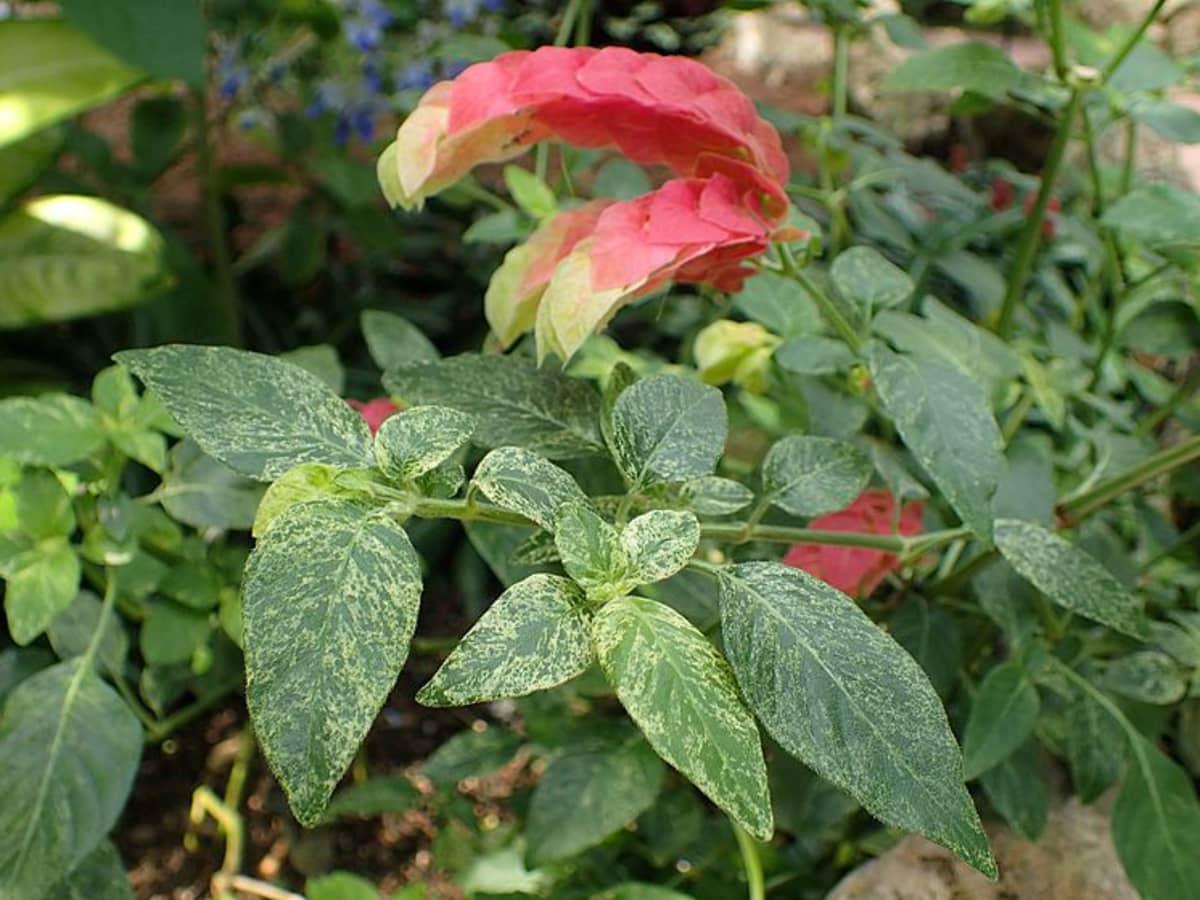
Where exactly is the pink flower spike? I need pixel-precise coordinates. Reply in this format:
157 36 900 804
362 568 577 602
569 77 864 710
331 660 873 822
347 397 401 435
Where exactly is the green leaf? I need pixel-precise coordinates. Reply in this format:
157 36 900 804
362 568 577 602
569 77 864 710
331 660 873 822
472 446 589 530
44 839 133 900
774 335 856 375
978 741 1046 842
1103 651 1188 705
555 503 627 595
717 562 994 876
961 661 1039 779
0 21 141 148
831 246 913 314
360 309 439 371
592 595 772 840
130 95 187 178
374 406 474 482
116 345 374 480
593 158 652 200
883 41 1025 98
324 776 417 821
157 440 264 531
681 476 754 516
761 435 871 517
525 726 664 865
417 574 594 707
0 394 104 466
0 647 54 704
993 519 1148 638
5 542 81 645
1062 686 1124 803
47 591 128 676
888 599 961 699
279 344 344 395
596 885 695 900
422 725 521 787
251 463 340 538
305 872 380 900
384 354 604 459
0 127 63 206
868 346 1002 541
13 468 75 540
0 659 142 900
0 195 169 328
243 499 423 825
139 600 208 666
503 165 557 219
1101 185 1200 249
621 509 699 585
1129 99 1200 144
733 272 820 337
60 0 204 85
609 374 727 489
1113 735 1200 900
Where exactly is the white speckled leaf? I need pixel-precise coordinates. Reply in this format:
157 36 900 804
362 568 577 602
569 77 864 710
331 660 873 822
717 562 995 876
681 476 754 516
525 725 664 865
993 519 1149 638
761 435 872 517
868 345 1002 541
556 504 628 596
961 661 1039 779
0 659 142 900
374 406 475 482
609 375 727 488
0 394 105 467
472 447 588 530
383 354 603 459
417 574 593 707
621 510 699 585
831 246 914 313
44 839 133 900
592 595 772 840
243 499 422 826
116 345 373 480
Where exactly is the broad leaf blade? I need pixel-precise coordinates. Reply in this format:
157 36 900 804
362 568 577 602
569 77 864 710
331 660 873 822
471 446 589 531
243 499 422 825
592 595 772 840
869 346 1002 541
373 405 475 481
418 574 593 707
157 440 264 531
978 741 1046 842
831 246 913 313
994 519 1149 638
609 374 727 488
116 345 374 480
361 309 439 370
761 435 872 517
526 726 664 866
60 0 205 86
384 354 603 459
961 661 1039 779
5 543 81 645
621 510 699 585
555 503 627 594
0 660 142 899
717 562 994 876
0 394 104 466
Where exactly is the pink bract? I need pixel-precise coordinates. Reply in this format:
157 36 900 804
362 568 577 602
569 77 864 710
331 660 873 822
347 397 401 435
783 490 924 598
380 47 793 360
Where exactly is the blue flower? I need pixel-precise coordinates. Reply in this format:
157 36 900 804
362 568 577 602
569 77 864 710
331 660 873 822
217 46 250 99
442 58 470 78
307 81 346 118
344 0 394 52
362 59 384 94
396 60 436 91
445 0 481 28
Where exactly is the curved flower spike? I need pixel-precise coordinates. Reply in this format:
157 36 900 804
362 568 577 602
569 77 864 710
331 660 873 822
380 47 794 361
379 46 790 212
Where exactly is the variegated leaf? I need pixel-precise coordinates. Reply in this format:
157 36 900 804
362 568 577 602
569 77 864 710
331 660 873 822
609 375 727 489
717 562 995 876
116 345 373 481
761 435 872 517
374 405 475 482
556 504 628 597
417 574 593 707
621 510 699 585
592 595 772 840
473 447 589 530
243 499 422 826
682 476 754 516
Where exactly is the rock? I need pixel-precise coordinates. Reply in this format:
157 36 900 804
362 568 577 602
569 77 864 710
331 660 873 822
829 798 1137 900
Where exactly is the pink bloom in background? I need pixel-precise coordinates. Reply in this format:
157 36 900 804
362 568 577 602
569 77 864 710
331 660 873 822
380 46 795 361
783 490 924 598
347 397 400 435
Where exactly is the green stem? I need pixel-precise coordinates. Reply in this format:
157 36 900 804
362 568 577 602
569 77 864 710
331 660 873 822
1046 0 1069 80
192 86 242 347
731 821 766 900
779 243 862 352
832 24 850 123
995 85 1085 338
1101 0 1167 83
536 0 587 183
1002 388 1036 445
145 676 242 742
1134 366 1200 437
1120 120 1137 194
1057 434 1200 525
